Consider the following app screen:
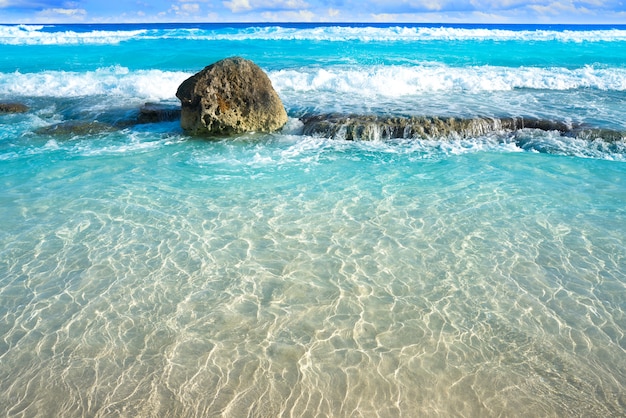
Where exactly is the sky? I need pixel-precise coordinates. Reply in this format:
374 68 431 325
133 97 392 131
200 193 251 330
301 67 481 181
0 0 625 24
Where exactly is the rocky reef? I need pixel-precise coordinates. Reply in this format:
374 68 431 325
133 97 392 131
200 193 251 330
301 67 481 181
300 114 623 142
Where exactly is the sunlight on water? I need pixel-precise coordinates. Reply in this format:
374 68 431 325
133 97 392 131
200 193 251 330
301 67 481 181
2 20 626 417
1 137 625 417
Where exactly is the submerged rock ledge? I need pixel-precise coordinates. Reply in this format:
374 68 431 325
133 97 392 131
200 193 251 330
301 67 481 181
300 114 624 142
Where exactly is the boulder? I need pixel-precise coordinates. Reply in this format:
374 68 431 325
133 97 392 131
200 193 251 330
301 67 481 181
176 57 288 136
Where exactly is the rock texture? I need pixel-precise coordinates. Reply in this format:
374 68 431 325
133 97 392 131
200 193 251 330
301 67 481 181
138 102 181 124
300 114 623 142
176 57 288 136
0 102 29 113
35 121 117 136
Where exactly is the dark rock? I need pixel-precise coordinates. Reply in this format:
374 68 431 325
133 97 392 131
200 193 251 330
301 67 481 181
300 114 520 140
299 114 601 141
176 57 288 136
520 119 571 133
0 102 29 113
138 102 181 123
570 128 624 142
35 121 118 136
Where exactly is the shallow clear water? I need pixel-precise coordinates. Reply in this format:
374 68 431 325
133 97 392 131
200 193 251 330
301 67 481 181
1 23 626 417
1 133 625 416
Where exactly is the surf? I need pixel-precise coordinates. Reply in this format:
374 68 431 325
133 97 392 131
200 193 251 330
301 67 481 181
3 23 626 45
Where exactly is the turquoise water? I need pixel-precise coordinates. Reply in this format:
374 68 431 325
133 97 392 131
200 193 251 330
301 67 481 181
1 23 625 417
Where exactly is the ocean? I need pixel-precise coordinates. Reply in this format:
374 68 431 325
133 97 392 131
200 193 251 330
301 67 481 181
0 22 625 417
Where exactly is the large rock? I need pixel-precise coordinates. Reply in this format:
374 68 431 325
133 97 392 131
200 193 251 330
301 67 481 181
176 57 288 136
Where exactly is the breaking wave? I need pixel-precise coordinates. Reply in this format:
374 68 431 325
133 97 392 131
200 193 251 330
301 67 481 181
2 24 626 45
3 63 625 104
270 64 626 95
0 66 190 101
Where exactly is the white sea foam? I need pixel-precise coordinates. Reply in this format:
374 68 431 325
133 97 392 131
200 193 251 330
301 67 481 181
5 64 624 105
222 26 626 43
0 66 190 101
2 64 626 126
0 24 147 45
2 24 626 45
270 64 626 96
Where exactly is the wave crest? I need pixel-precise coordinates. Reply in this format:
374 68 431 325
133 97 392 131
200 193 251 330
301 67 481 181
2 24 626 45
270 65 626 95
0 66 190 100
0 24 147 45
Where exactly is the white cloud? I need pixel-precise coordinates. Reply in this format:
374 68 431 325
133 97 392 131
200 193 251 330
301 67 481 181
365 0 449 12
223 0 252 13
328 8 340 17
168 1 204 16
39 7 87 17
180 2 200 13
528 1 595 17
417 0 447 11
224 0 309 13
470 0 530 8
371 13 396 21
260 9 315 21
371 11 446 21
4 0 624 24
281 0 309 8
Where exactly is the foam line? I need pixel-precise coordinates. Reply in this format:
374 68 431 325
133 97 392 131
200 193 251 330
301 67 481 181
1 64 624 102
269 65 626 95
0 67 190 100
2 24 626 45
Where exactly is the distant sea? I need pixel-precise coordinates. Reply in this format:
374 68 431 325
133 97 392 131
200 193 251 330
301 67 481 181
1 23 625 417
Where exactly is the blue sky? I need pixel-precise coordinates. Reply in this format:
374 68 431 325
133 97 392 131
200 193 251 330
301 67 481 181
1 0 625 24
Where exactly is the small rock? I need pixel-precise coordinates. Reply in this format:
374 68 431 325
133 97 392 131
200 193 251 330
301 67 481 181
0 102 29 113
35 121 117 136
138 102 181 124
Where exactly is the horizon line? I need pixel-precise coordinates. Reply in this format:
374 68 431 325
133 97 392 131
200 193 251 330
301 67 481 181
2 21 626 26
